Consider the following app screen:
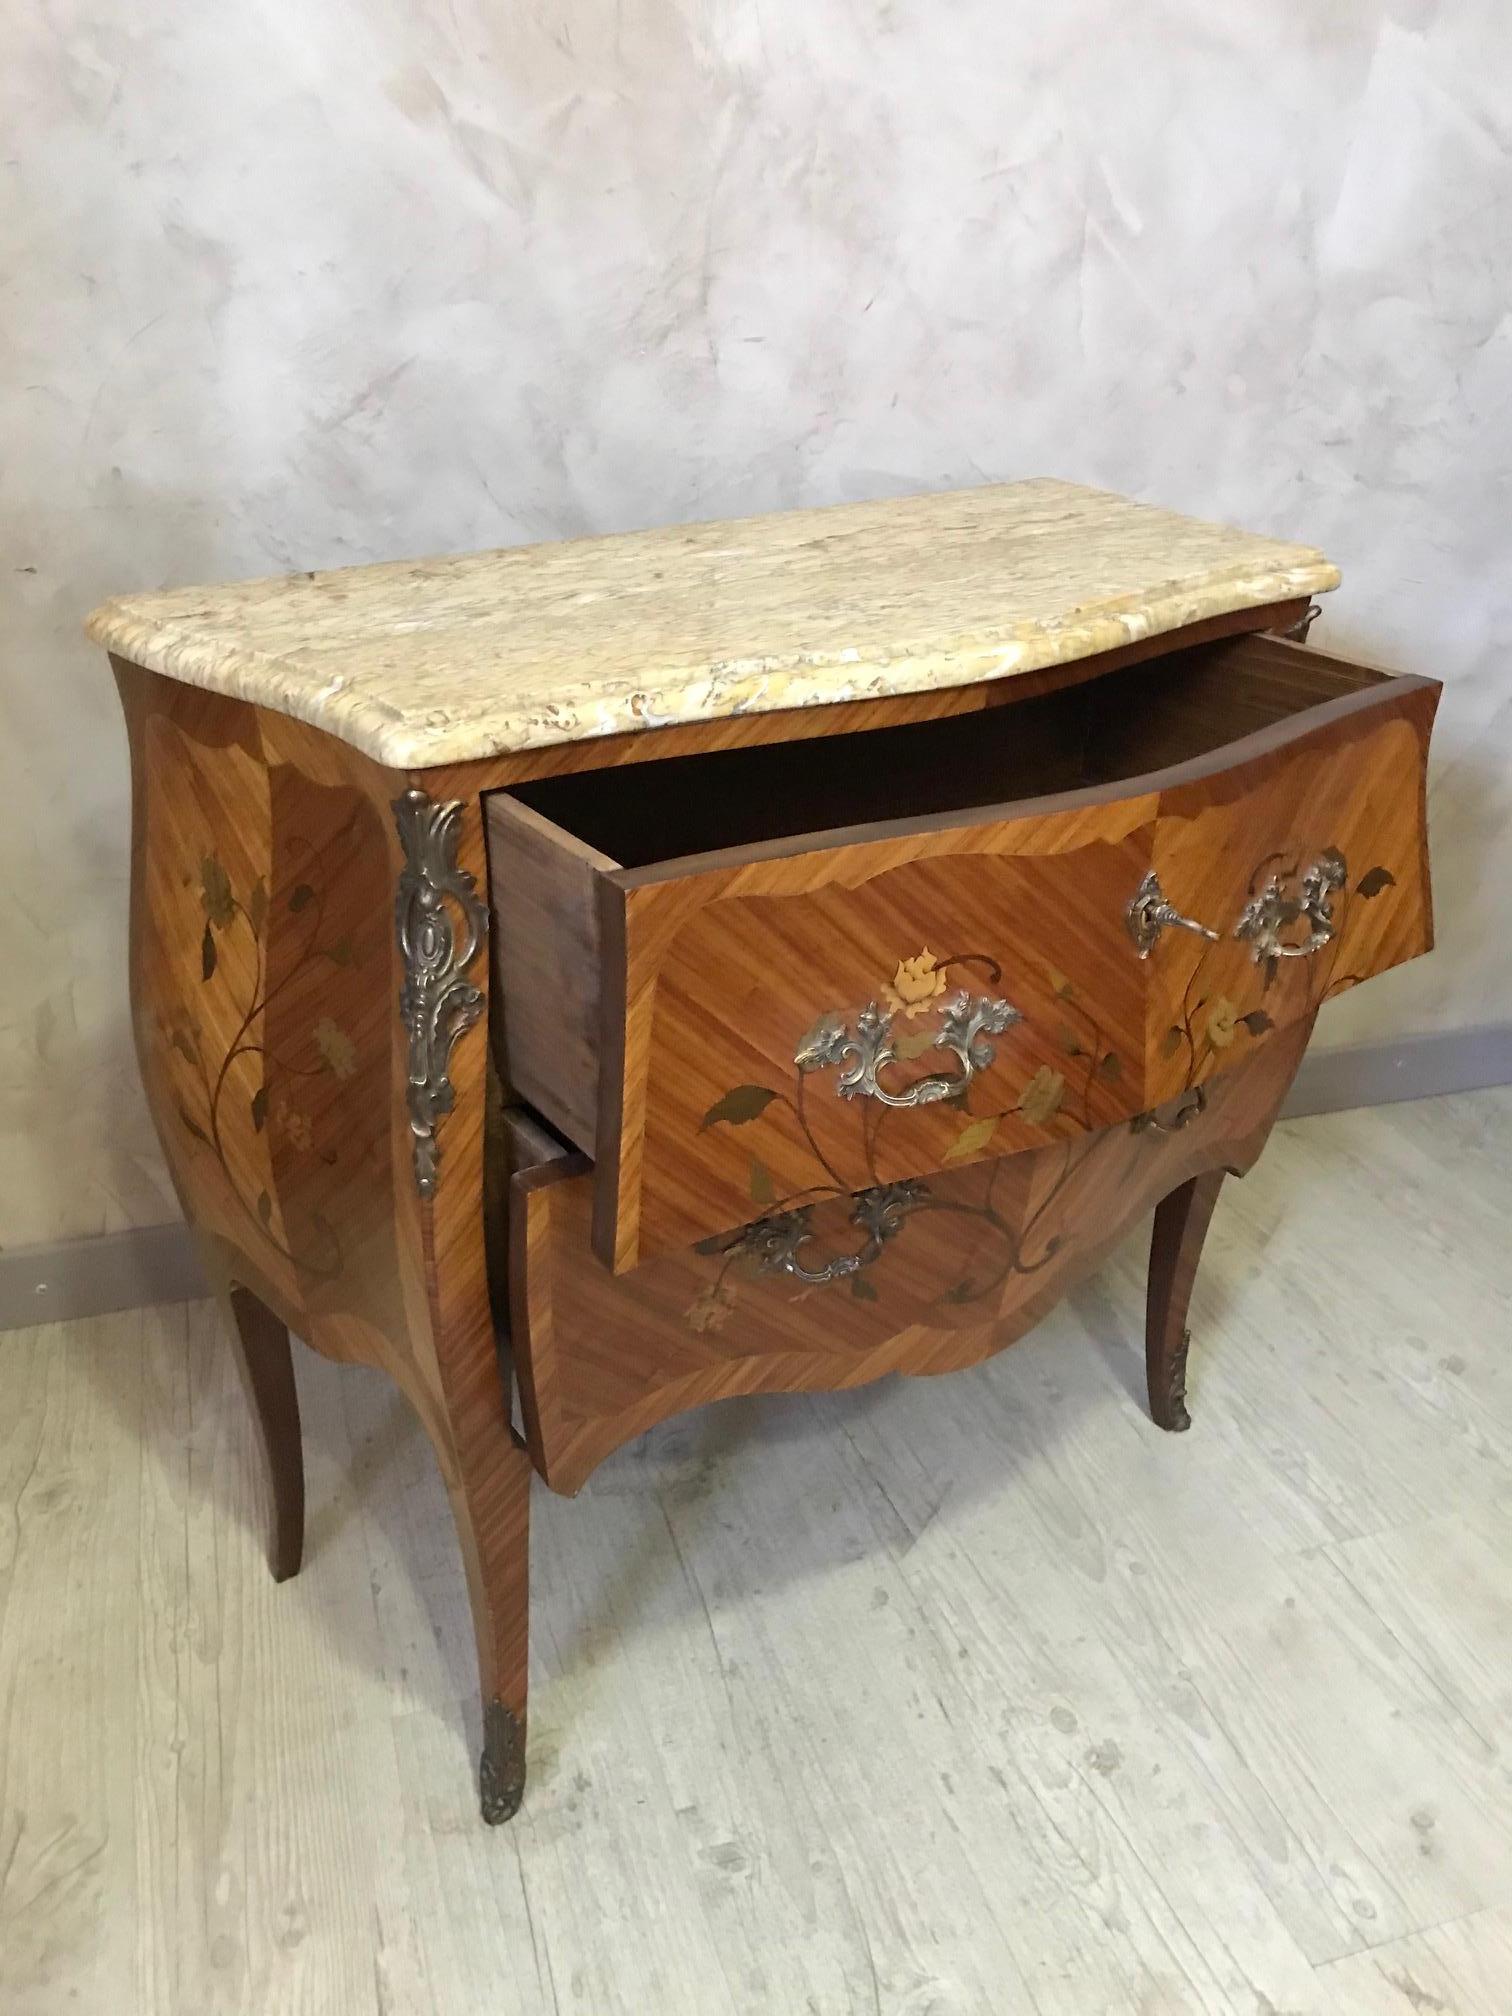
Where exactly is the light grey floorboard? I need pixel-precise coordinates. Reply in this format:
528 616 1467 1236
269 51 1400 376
1317 1902 1512 2015
1 1086 1511 2015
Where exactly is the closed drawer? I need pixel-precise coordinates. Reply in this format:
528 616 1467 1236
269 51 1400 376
487 631 1438 1273
503 1023 1314 1492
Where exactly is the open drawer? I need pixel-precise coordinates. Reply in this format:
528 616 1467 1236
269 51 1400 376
486 631 1438 1273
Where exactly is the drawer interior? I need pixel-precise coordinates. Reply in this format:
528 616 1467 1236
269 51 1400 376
501 630 1386 870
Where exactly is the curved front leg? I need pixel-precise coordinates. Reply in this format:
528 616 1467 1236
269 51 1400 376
446 1429 531 1825
1145 1169 1227 1431
114 663 532 1825
386 780 532 1823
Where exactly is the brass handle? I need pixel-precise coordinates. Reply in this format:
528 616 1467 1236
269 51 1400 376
1233 850 1347 962
1130 1086 1207 1135
795 991 1020 1108
716 1180 930 1284
1125 871 1220 961
1127 851 1348 964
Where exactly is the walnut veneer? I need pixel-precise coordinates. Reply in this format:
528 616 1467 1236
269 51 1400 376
99 487 1437 1826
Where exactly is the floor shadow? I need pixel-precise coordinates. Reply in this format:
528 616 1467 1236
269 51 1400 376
71 1226 1179 1748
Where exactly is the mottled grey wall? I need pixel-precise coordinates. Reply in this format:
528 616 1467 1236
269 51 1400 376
3 1 1509 1244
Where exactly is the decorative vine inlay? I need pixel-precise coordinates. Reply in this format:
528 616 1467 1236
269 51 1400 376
162 814 368 1280
687 943 1117 1331
684 845 1402 1334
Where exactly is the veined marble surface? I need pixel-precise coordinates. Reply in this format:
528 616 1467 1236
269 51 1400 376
86 479 1337 767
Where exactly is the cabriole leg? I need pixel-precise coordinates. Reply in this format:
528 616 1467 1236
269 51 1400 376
1145 1169 1227 1432
438 1420 533 1824
212 1271 305 1581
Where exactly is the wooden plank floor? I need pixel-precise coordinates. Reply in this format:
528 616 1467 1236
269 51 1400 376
2 1086 1511 2016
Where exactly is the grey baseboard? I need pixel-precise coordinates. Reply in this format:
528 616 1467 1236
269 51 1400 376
3 1022 1509 1333
1281 1021 1512 1119
0 1220 206 1333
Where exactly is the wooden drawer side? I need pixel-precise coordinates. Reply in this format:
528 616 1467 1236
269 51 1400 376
486 792 612 1150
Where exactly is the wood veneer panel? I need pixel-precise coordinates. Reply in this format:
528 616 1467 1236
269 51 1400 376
595 798 1152 1270
509 1022 1311 1494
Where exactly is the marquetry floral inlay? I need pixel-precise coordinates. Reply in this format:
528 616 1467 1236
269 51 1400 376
685 845 1403 1332
687 944 1126 1326
883 949 950 1018
160 824 368 1280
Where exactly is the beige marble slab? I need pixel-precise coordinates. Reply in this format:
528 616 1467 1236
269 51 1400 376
85 478 1338 770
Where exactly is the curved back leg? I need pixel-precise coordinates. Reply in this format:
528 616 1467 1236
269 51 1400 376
1145 1169 1227 1433
214 1274 306 1581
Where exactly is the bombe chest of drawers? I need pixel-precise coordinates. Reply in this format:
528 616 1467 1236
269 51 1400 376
89 479 1438 1823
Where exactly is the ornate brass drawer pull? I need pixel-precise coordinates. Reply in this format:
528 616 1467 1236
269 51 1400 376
1127 850 1347 964
795 991 1020 1108
1130 1085 1207 1135
717 1179 931 1284
1233 849 1346 962
1125 871 1221 960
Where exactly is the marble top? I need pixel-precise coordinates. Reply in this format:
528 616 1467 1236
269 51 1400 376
86 479 1338 770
